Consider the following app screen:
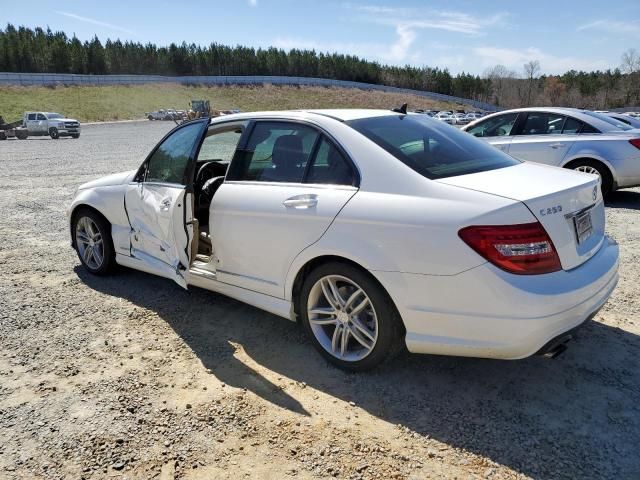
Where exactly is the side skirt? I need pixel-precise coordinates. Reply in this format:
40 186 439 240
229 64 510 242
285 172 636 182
115 253 294 322
187 270 294 321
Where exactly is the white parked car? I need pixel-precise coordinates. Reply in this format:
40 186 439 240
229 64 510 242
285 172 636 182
435 112 456 125
69 110 619 370
462 107 640 195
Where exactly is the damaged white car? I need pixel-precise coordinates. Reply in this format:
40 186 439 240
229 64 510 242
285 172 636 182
69 109 619 370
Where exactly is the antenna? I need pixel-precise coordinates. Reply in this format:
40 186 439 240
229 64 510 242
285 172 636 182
392 103 408 114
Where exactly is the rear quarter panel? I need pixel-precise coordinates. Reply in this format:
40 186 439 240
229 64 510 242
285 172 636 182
284 181 536 300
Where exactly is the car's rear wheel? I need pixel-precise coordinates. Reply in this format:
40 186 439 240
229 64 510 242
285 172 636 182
299 262 403 371
73 209 115 275
566 159 613 197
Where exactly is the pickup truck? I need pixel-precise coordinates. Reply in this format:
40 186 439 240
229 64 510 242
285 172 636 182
23 112 81 139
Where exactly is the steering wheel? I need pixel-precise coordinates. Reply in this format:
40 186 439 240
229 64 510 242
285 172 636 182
196 162 220 190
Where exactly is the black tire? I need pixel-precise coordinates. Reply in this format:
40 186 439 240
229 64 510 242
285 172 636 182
565 159 613 197
71 134 80 139
148 115 154 121
16 130 28 140
299 262 404 371
72 208 116 275
49 127 59 139
0 131 6 140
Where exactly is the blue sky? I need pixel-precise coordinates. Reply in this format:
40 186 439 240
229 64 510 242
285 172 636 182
2 0 639 75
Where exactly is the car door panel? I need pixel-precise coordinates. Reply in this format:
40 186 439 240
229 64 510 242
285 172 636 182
123 120 207 287
508 113 577 166
211 182 357 298
508 134 576 166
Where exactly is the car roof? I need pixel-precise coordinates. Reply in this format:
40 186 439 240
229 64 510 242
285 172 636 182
210 109 400 124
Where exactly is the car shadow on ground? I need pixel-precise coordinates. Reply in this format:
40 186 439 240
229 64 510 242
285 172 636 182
76 266 640 479
605 190 640 210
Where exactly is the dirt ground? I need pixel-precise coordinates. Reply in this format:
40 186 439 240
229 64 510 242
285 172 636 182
1 121 639 480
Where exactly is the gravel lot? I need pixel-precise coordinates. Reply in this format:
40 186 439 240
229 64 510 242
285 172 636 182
1 121 639 480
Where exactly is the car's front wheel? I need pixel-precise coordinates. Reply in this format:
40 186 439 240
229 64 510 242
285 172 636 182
49 127 59 139
299 262 403 371
73 209 115 275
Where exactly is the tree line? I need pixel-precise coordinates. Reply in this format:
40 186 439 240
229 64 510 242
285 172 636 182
0 24 638 109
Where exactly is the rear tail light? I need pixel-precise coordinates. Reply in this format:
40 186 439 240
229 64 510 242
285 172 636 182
458 222 561 275
629 139 640 150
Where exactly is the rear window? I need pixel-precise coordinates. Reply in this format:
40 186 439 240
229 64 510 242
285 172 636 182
582 111 632 131
346 114 520 180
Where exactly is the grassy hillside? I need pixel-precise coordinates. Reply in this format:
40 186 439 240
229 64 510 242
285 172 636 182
0 83 464 123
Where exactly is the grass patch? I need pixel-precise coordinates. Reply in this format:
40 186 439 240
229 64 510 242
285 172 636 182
0 83 464 123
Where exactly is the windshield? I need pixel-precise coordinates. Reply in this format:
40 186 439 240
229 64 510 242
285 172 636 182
347 114 520 180
582 111 633 131
47 113 63 119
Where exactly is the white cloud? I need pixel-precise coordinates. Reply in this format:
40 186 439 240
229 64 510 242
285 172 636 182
336 4 509 63
473 46 609 75
54 11 134 35
577 19 640 39
248 0 258 6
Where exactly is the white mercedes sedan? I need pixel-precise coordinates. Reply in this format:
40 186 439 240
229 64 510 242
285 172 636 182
69 109 619 371
462 107 640 196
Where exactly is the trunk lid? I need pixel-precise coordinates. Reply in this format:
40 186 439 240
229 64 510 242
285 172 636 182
437 162 605 271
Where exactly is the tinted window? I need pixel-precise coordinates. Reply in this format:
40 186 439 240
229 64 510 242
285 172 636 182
582 111 632 131
146 122 203 184
36 113 46 121
520 112 565 135
197 125 246 162
467 113 518 137
306 137 355 186
27 113 36 121
227 122 319 183
580 122 600 134
562 117 582 134
48 113 63 119
347 115 520 180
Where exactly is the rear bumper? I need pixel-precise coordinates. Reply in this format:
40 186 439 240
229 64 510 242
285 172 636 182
372 236 619 359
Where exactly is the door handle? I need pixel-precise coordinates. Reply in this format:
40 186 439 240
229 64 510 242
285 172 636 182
283 194 318 209
549 143 566 149
160 198 172 211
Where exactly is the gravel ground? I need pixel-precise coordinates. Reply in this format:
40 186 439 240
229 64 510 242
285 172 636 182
1 121 639 480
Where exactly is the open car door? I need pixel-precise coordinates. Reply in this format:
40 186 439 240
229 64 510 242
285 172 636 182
124 120 207 288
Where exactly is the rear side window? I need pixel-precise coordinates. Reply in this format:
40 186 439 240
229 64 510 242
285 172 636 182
580 122 600 134
227 122 319 183
306 137 355 186
347 114 520 180
562 117 582 134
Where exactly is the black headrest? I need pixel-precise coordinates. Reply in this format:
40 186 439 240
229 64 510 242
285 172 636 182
272 135 304 169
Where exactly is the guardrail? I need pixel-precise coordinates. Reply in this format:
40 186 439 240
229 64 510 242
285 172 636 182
0 72 500 112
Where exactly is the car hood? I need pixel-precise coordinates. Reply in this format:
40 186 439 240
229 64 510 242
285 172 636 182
78 170 136 190
51 117 80 123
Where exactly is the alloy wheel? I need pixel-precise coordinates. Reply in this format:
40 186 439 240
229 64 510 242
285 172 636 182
75 216 104 270
306 275 378 362
574 165 600 177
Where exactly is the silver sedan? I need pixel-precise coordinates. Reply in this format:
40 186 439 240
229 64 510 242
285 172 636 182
462 107 640 195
